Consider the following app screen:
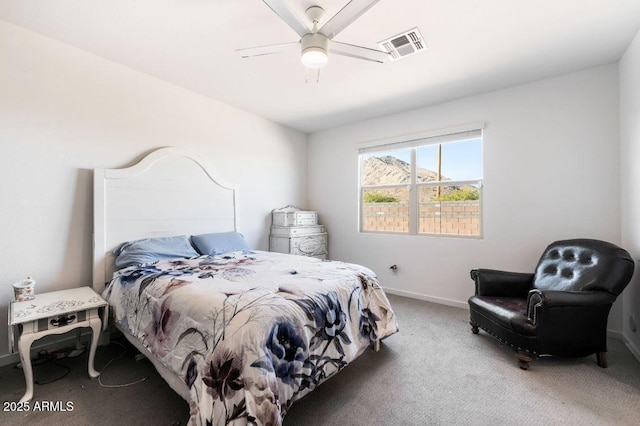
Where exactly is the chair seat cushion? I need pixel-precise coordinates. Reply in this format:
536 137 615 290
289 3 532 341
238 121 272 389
469 296 536 336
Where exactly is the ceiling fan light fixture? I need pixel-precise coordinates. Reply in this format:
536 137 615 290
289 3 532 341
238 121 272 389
301 32 329 68
301 47 328 68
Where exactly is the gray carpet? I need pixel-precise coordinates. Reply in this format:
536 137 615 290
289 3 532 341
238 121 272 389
1 294 639 425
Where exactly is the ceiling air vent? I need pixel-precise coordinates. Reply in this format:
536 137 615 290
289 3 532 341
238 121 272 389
378 27 426 61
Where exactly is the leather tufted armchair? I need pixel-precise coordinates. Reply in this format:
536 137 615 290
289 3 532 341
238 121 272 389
468 239 634 369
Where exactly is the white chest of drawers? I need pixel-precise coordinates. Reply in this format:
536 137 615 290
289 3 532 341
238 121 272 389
270 206 328 259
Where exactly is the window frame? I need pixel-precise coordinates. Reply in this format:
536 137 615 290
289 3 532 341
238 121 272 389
358 124 484 238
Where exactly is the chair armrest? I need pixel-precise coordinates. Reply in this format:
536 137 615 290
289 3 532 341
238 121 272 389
470 268 534 297
527 289 617 324
533 290 616 307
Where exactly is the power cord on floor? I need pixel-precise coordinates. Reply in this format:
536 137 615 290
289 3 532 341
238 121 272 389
26 355 72 385
14 349 74 385
98 340 148 388
14 340 148 388
36 359 71 385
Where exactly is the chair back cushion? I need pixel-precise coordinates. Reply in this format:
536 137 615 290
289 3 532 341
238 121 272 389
533 239 634 295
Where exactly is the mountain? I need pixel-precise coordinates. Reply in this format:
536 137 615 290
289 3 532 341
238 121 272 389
361 155 446 186
361 155 479 203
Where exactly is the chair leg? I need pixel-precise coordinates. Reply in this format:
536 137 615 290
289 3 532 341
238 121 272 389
596 352 608 368
470 321 479 334
516 351 532 370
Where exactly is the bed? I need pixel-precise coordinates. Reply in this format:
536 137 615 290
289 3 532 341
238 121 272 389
93 147 398 425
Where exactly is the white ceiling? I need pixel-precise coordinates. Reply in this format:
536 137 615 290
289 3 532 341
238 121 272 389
1 1 640 134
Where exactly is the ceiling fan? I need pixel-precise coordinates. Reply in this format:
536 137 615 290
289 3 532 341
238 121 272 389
236 0 391 69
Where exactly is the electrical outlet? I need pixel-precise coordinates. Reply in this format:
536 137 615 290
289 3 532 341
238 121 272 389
630 315 637 333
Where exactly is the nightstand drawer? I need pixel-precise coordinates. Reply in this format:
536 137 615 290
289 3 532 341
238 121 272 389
271 225 326 237
19 309 97 334
272 207 318 227
292 234 328 257
270 233 328 258
292 213 318 226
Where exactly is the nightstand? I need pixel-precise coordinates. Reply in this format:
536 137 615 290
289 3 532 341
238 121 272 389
269 205 328 259
9 286 108 402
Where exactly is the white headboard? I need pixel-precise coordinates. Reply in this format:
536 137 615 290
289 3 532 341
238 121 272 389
93 147 238 293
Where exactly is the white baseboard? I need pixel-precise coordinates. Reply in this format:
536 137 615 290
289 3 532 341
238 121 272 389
623 335 640 362
0 352 20 368
607 329 624 341
382 286 469 310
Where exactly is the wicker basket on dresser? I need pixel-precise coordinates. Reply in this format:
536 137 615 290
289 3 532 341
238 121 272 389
269 205 328 259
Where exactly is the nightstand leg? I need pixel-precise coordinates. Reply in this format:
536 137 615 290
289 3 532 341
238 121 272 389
17 334 37 403
87 319 101 378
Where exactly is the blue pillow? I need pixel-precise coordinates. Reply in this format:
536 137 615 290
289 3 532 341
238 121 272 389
191 231 250 256
114 235 199 268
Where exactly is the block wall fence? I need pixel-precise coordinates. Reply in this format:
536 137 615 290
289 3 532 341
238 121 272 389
362 201 480 235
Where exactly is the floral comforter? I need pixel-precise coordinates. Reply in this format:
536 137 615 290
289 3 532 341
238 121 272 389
103 250 398 425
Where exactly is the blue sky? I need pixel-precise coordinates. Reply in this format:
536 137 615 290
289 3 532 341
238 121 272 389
363 137 483 181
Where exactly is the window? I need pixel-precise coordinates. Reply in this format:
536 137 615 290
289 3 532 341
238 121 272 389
359 126 483 237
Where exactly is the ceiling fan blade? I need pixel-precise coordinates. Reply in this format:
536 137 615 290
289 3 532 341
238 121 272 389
262 0 311 38
319 0 380 39
329 40 391 63
236 42 299 58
